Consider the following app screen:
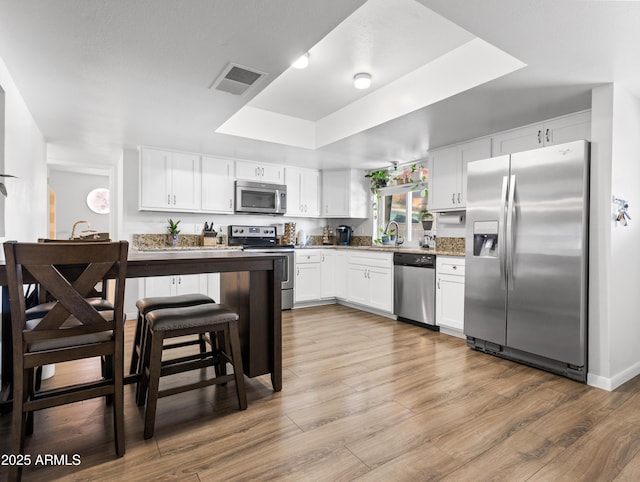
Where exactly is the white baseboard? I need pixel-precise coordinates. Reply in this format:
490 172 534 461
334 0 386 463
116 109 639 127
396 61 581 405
337 300 396 320
293 299 335 309
588 360 640 391
438 325 465 339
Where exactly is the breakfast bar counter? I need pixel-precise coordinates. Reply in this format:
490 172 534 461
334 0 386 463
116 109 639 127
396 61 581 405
1 249 285 409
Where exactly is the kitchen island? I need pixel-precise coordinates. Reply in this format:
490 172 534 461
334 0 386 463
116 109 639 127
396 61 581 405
0 249 285 410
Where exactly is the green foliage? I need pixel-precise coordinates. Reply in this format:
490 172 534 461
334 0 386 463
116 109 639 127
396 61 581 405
419 209 433 221
364 169 391 194
167 218 181 235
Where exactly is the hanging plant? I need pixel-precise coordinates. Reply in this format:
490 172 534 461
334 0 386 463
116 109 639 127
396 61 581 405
364 169 391 195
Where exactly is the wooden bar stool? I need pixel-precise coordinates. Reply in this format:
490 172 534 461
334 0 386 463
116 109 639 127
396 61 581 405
137 303 247 439
3 240 129 481
129 293 215 377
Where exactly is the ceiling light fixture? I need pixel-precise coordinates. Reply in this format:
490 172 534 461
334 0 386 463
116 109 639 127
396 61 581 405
292 53 310 69
353 72 372 89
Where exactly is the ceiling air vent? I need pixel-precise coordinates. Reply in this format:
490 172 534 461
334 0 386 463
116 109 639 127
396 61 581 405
209 63 266 96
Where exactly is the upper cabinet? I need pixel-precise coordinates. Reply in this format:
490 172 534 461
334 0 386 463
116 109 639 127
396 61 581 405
201 156 234 213
140 148 201 212
491 111 591 156
285 166 321 217
322 169 369 218
428 137 491 212
235 160 284 184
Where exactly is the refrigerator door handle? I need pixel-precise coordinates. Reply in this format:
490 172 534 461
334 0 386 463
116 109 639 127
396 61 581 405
499 175 509 289
506 174 516 290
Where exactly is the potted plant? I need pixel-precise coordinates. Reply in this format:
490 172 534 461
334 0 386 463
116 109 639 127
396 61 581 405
410 163 427 182
167 218 181 247
420 210 434 230
364 169 391 195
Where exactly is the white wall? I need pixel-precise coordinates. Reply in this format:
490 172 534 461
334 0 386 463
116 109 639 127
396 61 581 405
0 55 47 246
49 169 110 239
608 85 640 385
588 84 640 390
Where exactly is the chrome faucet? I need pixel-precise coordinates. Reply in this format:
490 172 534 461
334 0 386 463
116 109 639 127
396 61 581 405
384 221 400 247
70 220 90 239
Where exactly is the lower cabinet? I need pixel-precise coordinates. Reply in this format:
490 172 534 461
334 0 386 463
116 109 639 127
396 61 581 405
294 249 392 313
143 274 209 298
346 251 393 313
435 256 465 335
294 252 322 303
320 250 338 299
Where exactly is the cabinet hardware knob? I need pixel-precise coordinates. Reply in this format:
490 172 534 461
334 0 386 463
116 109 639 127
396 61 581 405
457 193 461 204
173 195 176 205
437 279 441 289
167 194 170 205
452 193 455 204
545 128 550 143
537 129 542 144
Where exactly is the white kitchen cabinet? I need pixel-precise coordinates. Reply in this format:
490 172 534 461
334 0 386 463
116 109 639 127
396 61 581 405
333 251 347 300
139 148 201 212
321 250 348 300
436 256 465 336
201 156 234 213
428 138 491 212
285 166 320 217
235 160 284 183
294 252 322 303
319 250 335 299
144 274 207 298
322 169 369 218
346 251 393 313
347 264 369 305
491 110 591 155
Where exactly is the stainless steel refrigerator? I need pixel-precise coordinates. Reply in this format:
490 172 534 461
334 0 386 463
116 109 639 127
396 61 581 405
464 140 589 382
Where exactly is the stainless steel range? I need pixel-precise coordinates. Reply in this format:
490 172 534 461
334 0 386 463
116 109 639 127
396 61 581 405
227 225 294 310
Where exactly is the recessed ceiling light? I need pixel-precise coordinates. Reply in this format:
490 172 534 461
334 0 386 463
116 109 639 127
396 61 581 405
354 72 372 89
292 53 310 69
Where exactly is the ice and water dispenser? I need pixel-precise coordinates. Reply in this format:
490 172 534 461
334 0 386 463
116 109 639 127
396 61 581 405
472 221 499 258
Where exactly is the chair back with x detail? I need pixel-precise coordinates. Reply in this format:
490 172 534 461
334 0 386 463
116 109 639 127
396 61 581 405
3 240 128 482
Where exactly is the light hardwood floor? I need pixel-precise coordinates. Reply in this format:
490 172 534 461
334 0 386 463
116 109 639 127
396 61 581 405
3 304 640 481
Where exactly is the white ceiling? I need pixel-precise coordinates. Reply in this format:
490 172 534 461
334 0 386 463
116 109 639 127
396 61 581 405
1 0 640 170
249 0 475 121
218 0 525 150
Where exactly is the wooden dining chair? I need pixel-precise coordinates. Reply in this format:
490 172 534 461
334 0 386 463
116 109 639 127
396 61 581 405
3 240 128 481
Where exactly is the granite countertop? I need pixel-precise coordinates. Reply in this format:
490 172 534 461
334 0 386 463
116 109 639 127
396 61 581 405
294 245 464 257
131 234 465 257
133 245 242 252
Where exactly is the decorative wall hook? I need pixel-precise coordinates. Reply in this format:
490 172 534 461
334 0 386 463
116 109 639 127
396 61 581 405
613 196 631 226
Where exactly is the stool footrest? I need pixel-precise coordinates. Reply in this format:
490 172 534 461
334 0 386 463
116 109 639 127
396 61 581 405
158 374 236 399
162 338 206 351
160 351 216 368
159 356 223 377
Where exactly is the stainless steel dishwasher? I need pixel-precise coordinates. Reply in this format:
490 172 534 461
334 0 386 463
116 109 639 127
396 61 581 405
393 252 437 329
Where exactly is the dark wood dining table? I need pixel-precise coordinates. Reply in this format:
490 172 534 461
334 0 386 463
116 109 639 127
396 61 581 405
0 248 285 411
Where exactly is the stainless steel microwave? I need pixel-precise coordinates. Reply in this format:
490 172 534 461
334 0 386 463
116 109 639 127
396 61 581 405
235 180 287 215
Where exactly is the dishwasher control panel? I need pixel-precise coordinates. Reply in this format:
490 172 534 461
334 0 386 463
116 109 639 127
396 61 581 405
393 252 435 268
